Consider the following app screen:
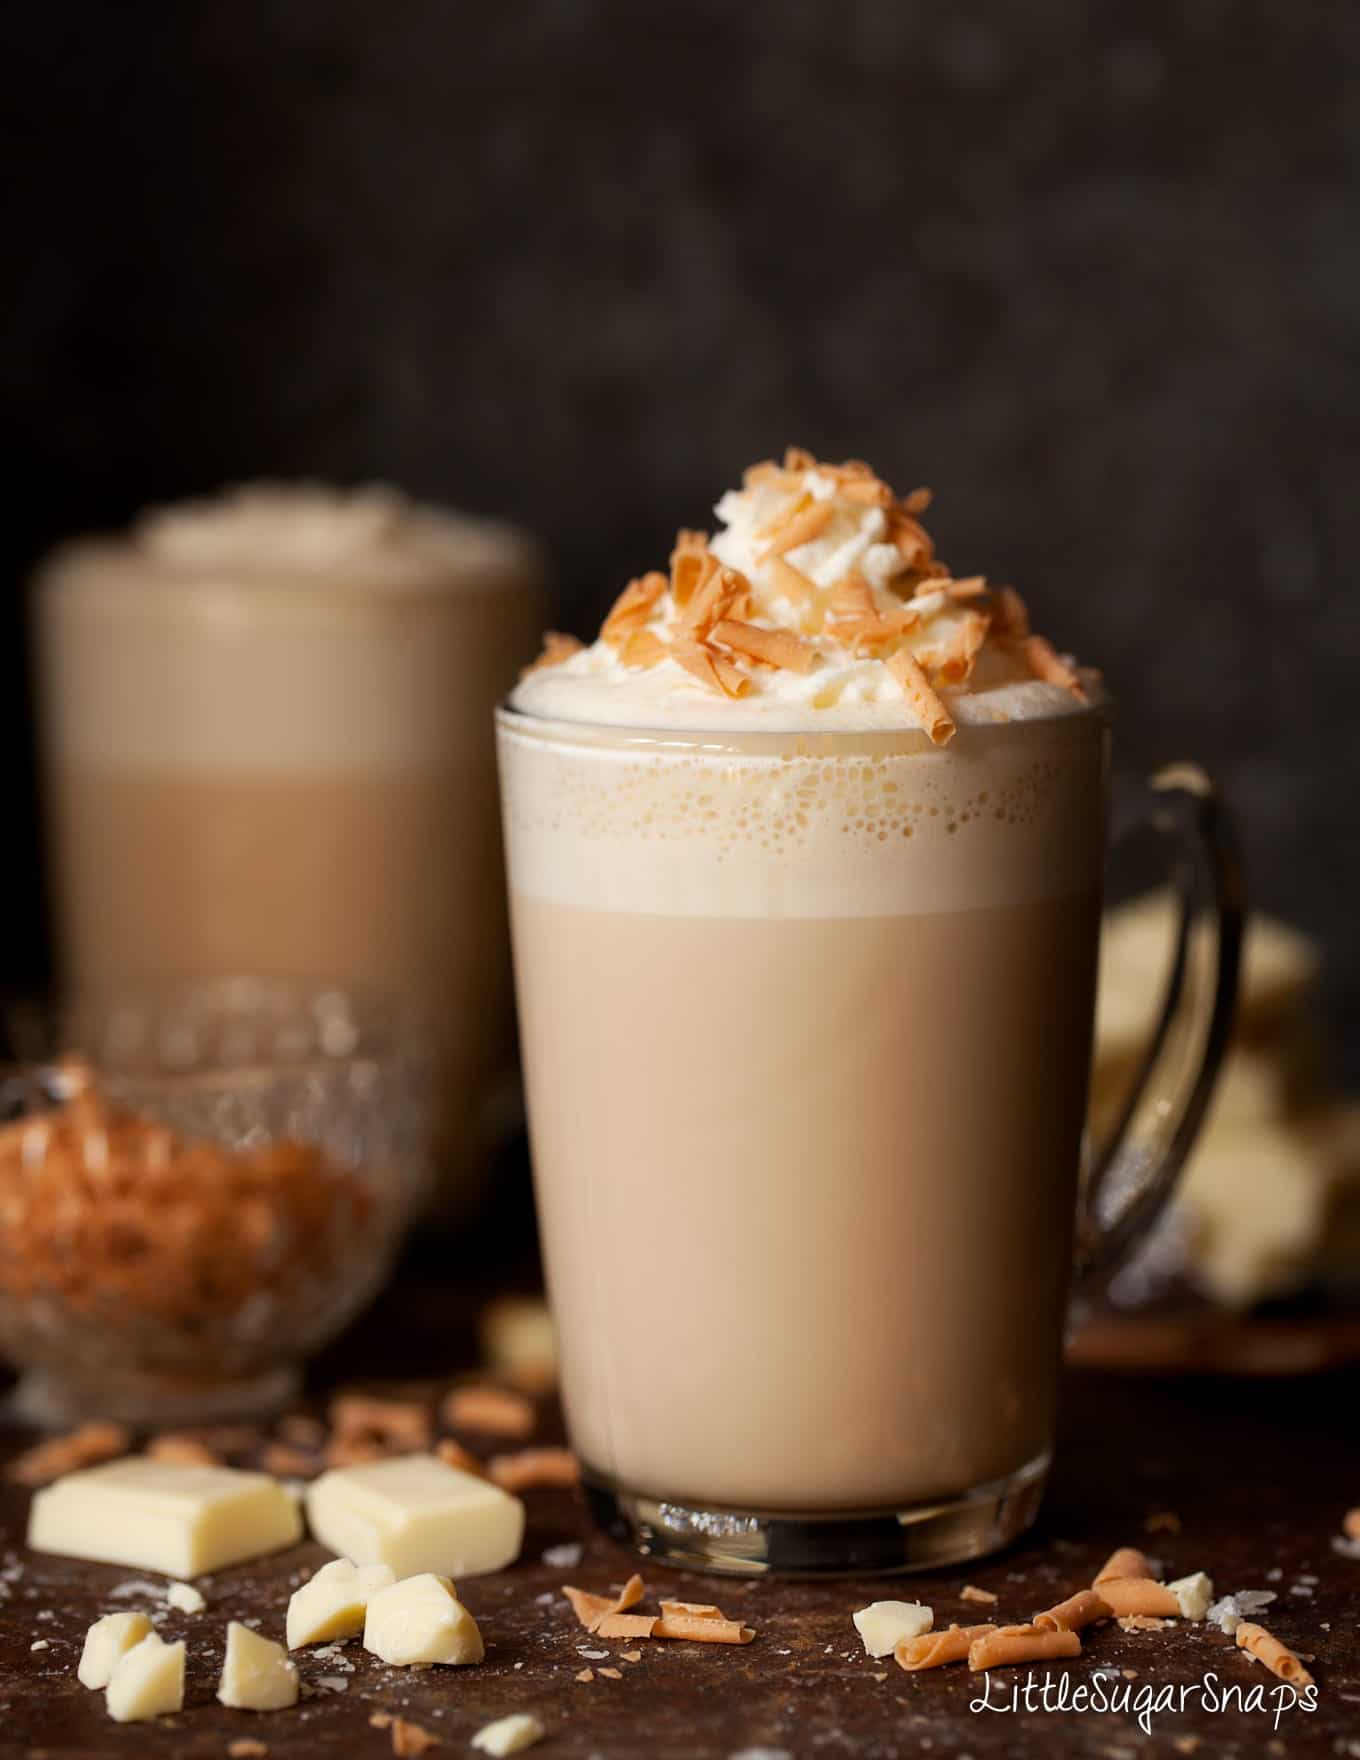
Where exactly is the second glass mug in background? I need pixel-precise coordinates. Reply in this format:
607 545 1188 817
32 490 544 1216
497 703 1240 1574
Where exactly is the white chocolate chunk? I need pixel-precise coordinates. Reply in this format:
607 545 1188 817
852 1600 933 1658
29 1459 301 1577
1166 1571 1215 1621
307 1454 524 1579
287 1556 395 1649
78 1611 153 1688
166 1580 205 1614
105 1633 186 1722
362 1572 484 1666
472 1711 547 1755
218 1620 299 1710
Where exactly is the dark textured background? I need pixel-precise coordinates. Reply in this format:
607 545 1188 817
4 1 1359 1068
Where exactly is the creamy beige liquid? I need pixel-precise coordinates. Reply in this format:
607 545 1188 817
500 712 1106 1512
36 509 542 1205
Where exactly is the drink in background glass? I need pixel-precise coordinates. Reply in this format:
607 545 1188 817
34 484 544 1214
501 451 1238 1573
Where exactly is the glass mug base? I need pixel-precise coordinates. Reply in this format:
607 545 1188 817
581 1450 1051 1578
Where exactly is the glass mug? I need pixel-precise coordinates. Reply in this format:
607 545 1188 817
497 703 1240 1574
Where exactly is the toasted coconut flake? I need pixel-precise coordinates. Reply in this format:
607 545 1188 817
521 631 583 678
442 1383 535 1439
330 1393 431 1452
932 611 992 685
886 510 934 567
1023 634 1087 701
435 1437 486 1477
990 586 1032 642
1236 1622 1314 1687
760 499 835 559
654 1613 755 1645
595 1613 659 1640
672 638 751 698
887 648 955 745
895 1623 996 1672
601 573 668 647
765 555 819 607
487 1446 580 1492
710 618 818 674
828 574 881 629
618 628 669 670
563 1573 646 1633
146 1433 221 1468
8 1420 131 1486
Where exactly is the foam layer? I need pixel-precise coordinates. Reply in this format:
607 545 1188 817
513 454 1097 735
499 710 1108 918
35 485 543 771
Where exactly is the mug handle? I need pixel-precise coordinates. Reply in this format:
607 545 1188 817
1074 763 1245 1279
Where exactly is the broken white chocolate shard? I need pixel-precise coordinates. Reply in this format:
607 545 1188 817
166 1580 205 1614
852 1600 933 1658
28 1458 302 1577
472 1711 547 1755
1166 1571 1214 1621
218 1620 300 1710
286 1556 396 1648
105 1632 186 1723
306 1454 524 1579
77 1611 153 1688
362 1572 485 1666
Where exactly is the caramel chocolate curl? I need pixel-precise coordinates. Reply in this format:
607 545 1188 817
895 1623 997 1671
442 1384 535 1439
601 573 668 647
1236 1621 1314 1687
594 1612 659 1640
1033 1590 1113 1633
990 586 1031 642
487 1446 580 1491
887 647 955 745
7 1420 130 1486
653 1612 754 1645
521 632 582 677
968 1624 1082 1670
672 639 751 699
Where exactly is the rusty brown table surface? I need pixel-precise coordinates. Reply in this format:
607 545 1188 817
0 1270 1356 1760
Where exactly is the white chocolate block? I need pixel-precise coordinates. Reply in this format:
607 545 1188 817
105 1633 185 1722
28 1458 302 1577
287 1557 395 1648
1166 1571 1214 1621
472 1711 547 1755
852 1600 933 1658
363 1572 485 1666
218 1620 299 1710
166 1581 205 1614
77 1611 153 1688
306 1454 524 1579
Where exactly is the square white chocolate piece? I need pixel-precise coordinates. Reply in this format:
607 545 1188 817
105 1632 185 1723
218 1620 299 1710
1167 1571 1214 1621
78 1611 154 1689
363 1572 484 1666
472 1711 547 1755
306 1454 524 1578
853 1600 933 1658
28 1458 302 1577
287 1556 395 1648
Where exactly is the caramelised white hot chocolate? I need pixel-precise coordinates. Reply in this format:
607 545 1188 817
502 450 1104 1515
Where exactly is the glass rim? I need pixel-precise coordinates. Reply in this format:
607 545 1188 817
495 694 1111 759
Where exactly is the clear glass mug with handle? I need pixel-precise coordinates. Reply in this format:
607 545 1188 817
498 701 1240 1575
